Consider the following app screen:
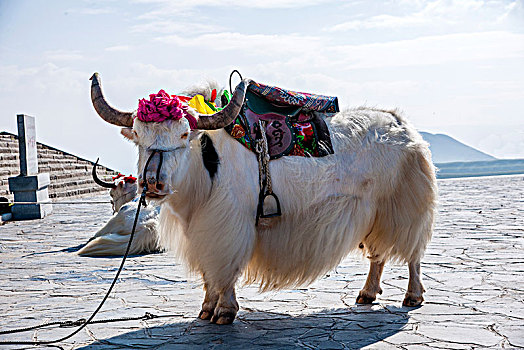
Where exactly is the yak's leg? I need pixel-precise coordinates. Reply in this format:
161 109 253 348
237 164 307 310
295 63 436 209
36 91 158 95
211 285 239 325
403 258 425 307
188 209 254 325
356 260 385 304
198 282 219 320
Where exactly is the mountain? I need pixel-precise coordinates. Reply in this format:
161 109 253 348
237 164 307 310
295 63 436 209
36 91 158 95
419 132 496 163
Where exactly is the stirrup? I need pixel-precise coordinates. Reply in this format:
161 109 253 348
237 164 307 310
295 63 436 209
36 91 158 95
256 192 282 225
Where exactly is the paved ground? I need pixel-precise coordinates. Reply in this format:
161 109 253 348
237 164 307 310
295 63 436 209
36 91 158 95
1 175 523 349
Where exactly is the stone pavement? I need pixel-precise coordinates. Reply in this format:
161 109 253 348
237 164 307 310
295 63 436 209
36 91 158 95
0 175 523 349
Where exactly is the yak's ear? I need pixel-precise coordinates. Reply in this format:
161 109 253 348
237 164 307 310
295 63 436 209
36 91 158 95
121 127 137 141
189 129 203 142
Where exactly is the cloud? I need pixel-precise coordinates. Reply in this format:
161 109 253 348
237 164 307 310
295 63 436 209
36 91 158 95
329 31 524 69
66 7 115 15
131 21 223 35
155 32 324 55
326 0 521 32
478 128 524 159
327 13 427 32
105 45 132 52
0 63 87 97
132 0 330 21
0 63 138 175
497 0 524 24
133 0 328 9
44 49 84 61
168 31 524 79
472 80 524 101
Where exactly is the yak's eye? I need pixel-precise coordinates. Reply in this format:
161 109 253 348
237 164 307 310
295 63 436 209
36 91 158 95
181 132 189 139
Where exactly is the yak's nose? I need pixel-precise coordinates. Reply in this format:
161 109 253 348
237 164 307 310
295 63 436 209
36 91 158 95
140 178 165 193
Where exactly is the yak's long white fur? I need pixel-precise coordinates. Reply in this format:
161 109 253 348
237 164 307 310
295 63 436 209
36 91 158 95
140 102 437 292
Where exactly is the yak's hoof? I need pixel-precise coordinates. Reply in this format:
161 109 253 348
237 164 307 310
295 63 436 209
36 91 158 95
356 292 376 304
402 294 424 307
198 310 213 320
211 311 236 325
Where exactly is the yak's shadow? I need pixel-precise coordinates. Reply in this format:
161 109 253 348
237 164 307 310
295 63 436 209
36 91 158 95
79 305 414 349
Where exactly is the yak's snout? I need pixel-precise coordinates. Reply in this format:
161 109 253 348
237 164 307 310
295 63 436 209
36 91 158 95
140 177 170 199
141 177 165 193
140 151 172 199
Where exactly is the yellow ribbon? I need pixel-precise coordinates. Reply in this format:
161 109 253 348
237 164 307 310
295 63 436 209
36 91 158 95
188 95 217 115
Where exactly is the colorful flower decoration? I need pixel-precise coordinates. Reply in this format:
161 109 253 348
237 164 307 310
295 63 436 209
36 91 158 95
112 173 137 184
123 175 137 183
112 173 125 181
230 124 246 139
136 90 197 129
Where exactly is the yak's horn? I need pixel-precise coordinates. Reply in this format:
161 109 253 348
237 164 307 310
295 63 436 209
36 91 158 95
92 158 117 189
195 79 251 130
90 72 134 127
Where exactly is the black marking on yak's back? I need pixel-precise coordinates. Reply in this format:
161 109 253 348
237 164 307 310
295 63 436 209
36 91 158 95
200 133 219 179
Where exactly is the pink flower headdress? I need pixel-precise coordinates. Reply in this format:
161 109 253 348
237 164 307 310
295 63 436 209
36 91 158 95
136 90 197 129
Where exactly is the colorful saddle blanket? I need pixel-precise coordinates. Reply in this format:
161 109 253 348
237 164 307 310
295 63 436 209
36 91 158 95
225 82 339 159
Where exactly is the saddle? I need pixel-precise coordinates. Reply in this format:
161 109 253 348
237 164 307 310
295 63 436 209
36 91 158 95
225 81 338 159
224 80 339 224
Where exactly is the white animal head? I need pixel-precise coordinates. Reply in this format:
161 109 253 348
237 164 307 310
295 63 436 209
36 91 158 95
92 160 138 212
90 72 250 200
110 176 138 212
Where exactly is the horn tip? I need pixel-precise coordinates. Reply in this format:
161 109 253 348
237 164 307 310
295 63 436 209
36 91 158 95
90 72 100 82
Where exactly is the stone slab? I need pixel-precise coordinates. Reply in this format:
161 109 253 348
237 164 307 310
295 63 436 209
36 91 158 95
8 173 50 192
10 202 52 220
16 114 38 176
12 187 50 203
8 173 52 220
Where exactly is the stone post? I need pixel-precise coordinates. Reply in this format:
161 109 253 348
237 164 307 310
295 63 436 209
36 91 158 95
8 114 52 220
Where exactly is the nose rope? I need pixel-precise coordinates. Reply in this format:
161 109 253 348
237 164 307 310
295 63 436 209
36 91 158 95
143 150 157 184
142 150 164 196
157 151 164 185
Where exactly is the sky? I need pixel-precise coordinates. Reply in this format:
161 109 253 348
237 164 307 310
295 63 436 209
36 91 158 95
0 0 523 174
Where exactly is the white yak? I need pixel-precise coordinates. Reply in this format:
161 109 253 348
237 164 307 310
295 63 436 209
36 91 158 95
90 72 437 324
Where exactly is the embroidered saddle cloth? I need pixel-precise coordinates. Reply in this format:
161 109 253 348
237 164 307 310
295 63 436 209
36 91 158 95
225 81 339 159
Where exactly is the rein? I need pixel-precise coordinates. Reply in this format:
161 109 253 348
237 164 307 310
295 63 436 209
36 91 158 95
0 152 159 346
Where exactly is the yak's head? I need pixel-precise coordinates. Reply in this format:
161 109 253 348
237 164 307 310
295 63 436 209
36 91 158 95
92 159 138 212
90 73 249 201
